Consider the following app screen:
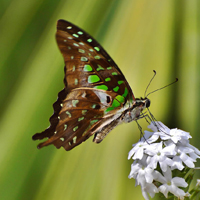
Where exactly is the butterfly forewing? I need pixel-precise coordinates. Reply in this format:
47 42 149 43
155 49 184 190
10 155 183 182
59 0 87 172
56 20 133 97
32 19 136 150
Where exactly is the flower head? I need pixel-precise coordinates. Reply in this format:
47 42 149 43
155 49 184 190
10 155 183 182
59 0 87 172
128 121 200 200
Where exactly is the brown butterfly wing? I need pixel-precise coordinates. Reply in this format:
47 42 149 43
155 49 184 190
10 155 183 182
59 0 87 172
56 20 134 98
32 20 135 150
33 88 123 150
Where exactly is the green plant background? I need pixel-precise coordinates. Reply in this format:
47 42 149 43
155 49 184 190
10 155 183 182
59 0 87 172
0 0 199 200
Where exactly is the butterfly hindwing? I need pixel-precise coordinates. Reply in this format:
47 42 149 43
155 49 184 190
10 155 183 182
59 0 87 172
34 88 125 150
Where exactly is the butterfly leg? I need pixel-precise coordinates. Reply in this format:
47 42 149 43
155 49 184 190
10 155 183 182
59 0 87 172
135 120 144 139
139 112 170 136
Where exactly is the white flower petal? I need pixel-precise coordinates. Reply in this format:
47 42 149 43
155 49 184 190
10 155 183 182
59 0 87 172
155 121 170 133
143 130 154 141
162 144 176 155
152 170 166 183
171 156 184 170
169 184 186 198
172 177 188 187
145 133 159 143
145 168 154 183
180 153 195 168
196 179 200 186
188 143 200 155
141 190 149 200
159 185 169 198
147 122 158 132
147 156 158 169
183 159 195 168
128 162 141 178
141 182 159 199
128 148 135 160
162 167 172 181
169 129 182 143
189 152 200 161
159 157 173 172
136 171 147 186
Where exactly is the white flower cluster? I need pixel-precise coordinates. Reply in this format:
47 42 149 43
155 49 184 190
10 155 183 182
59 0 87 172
128 121 200 200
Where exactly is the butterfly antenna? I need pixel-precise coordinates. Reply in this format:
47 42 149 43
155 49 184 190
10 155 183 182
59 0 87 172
144 70 156 97
146 78 178 97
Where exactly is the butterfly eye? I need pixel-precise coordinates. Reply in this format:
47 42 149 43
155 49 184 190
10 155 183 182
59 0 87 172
106 96 111 103
146 99 150 108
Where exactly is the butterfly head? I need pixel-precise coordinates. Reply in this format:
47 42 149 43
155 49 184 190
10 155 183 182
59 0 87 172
123 97 150 123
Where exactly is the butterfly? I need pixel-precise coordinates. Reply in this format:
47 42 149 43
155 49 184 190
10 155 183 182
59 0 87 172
32 19 150 151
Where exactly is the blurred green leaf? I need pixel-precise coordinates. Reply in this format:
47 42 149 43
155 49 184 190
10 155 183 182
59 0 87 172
0 0 199 200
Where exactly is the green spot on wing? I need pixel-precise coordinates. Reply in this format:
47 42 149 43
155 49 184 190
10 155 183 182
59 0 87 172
113 86 119 92
87 38 92 42
73 136 77 143
73 43 79 47
75 78 78 85
72 100 79 107
73 126 78 131
91 104 96 108
105 95 124 113
66 111 71 118
105 107 115 112
90 119 98 125
88 75 100 83
112 72 118 76
105 77 111 82
94 85 108 91
64 124 68 131
116 95 125 104
81 57 88 61
94 47 100 51
78 117 84 121
84 64 93 72
96 64 104 71
118 80 124 85
129 95 134 103
107 67 112 70
82 110 87 115
82 119 98 136
77 31 83 35
78 49 85 53
112 99 120 108
94 55 101 59
122 87 128 98
73 34 79 38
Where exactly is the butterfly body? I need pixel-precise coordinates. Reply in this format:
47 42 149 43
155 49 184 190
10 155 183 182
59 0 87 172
32 20 150 151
